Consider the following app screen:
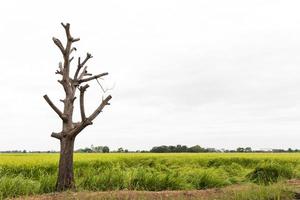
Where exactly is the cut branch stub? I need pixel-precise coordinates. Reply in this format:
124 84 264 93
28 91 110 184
72 38 80 42
52 37 65 55
61 22 80 43
61 23 71 41
79 84 90 121
70 47 77 55
55 62 63 75
51 132 62 140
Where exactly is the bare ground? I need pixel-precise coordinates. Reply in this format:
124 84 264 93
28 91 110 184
12 180 300 200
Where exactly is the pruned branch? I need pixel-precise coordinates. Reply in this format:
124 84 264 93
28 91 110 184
79 84 89 121
88 95 112 122
43 95 67 121
61 23 71 41
69 57 74 63
78 73 108 84
55 70 63 75
51 132 62 140
73 57 82 80
55 62 63 75
70 47 77 55
70 95 112 137
61 22 80 43
52 37 65 55
72 38 80 42
83 53 93 64
74 53 93 81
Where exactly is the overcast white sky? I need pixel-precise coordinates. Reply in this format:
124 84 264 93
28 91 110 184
0 0 299 151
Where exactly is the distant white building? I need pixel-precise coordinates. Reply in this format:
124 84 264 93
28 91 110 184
258 148 273 152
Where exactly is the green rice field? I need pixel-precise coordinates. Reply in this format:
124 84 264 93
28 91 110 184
0 153 300 199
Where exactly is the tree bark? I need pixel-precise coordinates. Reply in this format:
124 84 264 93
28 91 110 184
56 136 75 191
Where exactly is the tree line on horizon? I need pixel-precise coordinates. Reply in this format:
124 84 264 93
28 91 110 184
1 145 299 153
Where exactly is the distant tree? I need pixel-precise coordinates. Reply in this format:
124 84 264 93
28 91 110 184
94 146 104 153
90 145 95 152
177 145 188 152
169 146 176 152
150 145 210 153
245 147 252 152
79 147 93 153
124 149 129 153
118 147 124 153
102 146 110 153
272 149 285 152
236 147 245 152
150 145 169 153
188 145 205 153
206 148 217 152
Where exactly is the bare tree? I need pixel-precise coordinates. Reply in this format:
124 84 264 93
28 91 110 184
43 23 112 191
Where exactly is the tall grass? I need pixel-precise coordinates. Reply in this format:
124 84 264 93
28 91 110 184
0 153 299 199
227 183 295 200
247 162 294 184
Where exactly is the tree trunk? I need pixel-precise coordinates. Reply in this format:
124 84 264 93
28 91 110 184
56 136 75 191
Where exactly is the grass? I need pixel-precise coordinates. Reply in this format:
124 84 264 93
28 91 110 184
0 153 300 199
247 162 294 184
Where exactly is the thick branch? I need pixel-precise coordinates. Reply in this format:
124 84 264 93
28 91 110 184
78 73 108 84
51 132 62 140
79 84 89 121
43 95 67 121
88 95 112 122
70 95 112 137
60 23 72 85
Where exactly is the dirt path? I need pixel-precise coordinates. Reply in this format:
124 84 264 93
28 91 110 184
12 180 300 200
12 187 242 200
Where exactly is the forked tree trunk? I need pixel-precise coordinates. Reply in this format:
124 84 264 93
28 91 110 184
56 136 75 191
44 23 112 191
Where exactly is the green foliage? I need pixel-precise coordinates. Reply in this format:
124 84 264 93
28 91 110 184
186 168 230 189
150 145 214 153
247 162 294 184
38 175 56 193
0 176 40 199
